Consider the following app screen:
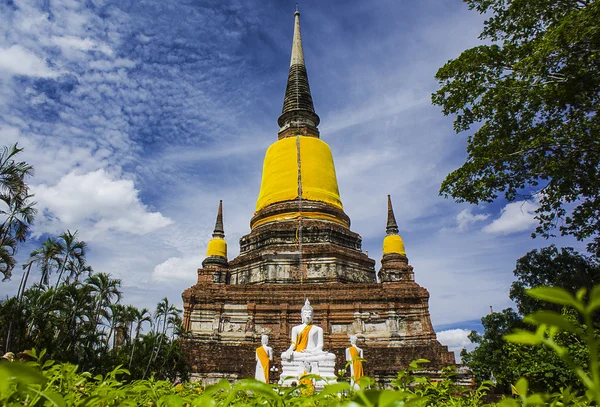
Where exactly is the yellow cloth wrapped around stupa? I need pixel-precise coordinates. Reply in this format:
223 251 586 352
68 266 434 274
206 238 227 258
383 235 405 255
255 136 342 212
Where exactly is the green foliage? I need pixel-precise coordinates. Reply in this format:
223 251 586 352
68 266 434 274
1 268 188 381
461 308 527 390
505 285 600 405
462 246 599 393
432 0 600 252
0 143 36 281
510 246 600 315
0 353 499 407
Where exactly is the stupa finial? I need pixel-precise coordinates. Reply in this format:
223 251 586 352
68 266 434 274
277 8 320 135
386 195 399 235
212 200 225 238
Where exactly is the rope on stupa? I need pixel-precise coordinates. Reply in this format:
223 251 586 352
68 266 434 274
296 134 304 283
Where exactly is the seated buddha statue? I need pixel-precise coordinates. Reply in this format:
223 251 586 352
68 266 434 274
279 299 336 387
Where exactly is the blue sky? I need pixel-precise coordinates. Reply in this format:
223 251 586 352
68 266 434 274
0 0 585 359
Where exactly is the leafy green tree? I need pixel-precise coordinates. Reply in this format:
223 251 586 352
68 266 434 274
0 144 36 280
463 246 598 392
432 0 600 252
461 308 525 390
510 246 600 315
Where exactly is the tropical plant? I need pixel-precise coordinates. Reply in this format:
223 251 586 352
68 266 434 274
504 284 600 405
0 143 36 281
129 307 151 371
53 230 88 288
28 237 62 288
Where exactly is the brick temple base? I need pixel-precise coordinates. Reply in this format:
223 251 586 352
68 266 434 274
182 281 455 384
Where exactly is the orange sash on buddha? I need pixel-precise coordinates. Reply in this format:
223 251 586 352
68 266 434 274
295 324 312 352
256 346 270 381
349 346 364 383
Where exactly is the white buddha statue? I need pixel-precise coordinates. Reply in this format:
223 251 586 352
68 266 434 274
255 334 273 383
279 299 336 388
345 335 364 389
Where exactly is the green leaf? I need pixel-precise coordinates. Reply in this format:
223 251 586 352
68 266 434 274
587 284 600 313
524 310 578 333
0 362 46 389
190 394 217 407
31 389 66 407
358 376 376 389
158 394 184 407
202 379 230 396
515 378 528 396
498 398 519 407
319 381 352 395
377 389 414 407
232 379 281 401
524 393 546 405
527 287 577 307
408 359 430 370
353 389 380 407
504 329 542 345
404 397 427 407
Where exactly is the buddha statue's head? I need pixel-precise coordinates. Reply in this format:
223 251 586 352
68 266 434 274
301 298 314 324
261 334 269 345
349 335 357 346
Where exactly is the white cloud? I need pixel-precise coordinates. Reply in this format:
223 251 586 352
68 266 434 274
32 169 172 239
437 329 477 362
0 45 59 78
483 201 539 235
152 255 204 284
49 36 113 55
456 208 489 231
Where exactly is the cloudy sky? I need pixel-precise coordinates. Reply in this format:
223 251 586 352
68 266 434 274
0 0 584 360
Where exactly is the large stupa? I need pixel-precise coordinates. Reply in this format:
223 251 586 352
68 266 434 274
182 9 454 385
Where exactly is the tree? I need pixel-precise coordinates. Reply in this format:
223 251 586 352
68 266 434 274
87 273 122 333
129 307 152 371
53 230 88 289
462 246 599 392
461 308 525 390
510 245 600 315
432 1 600 252
0 144 36 280
144 297 180 379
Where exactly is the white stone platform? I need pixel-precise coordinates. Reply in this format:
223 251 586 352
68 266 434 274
278 356 337 390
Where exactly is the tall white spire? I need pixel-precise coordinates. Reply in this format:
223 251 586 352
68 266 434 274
290 11 305 67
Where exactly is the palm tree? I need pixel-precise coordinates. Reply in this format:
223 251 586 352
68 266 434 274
0 144 36 281
143 298 179 378
6 240 60 352
86 273 122 335
66 261 92 284
129 307 152 371
30 238 62 287
105 304 136 350
54 230 87 289
54 281 92 357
